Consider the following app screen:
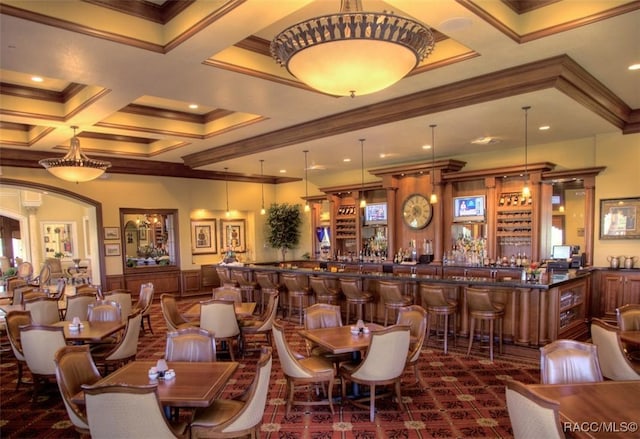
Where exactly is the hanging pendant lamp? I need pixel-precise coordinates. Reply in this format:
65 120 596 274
429 125 438 204
303 151 310 212
260 160 266 215
522 106 532 198
359 139 367 208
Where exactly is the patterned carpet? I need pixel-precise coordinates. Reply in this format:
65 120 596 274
0 296 540 438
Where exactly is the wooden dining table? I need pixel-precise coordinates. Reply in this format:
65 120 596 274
71 360 239 408
527 380 640 438
298 324 384 357
52 320 125 344
620 330 640 346
183 301 256 319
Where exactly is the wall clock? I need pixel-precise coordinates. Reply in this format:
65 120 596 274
402 193 433 229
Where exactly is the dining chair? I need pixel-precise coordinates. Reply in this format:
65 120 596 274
212 286 243 304
616 304 640 361
54 345 102 435
134 282 155 334
17 261 34 282
13 286 45 306
65 293 98 322
90 310 142 374
5 310 31 390
378 280 413 326
200 299 242 361
6 277 28 302
30 263 51 287
190 347 272 438
339 277 374 324
82 383 189 439
75 284 102 299
20 324 67 396
303 303 352 368
161 294 199 332
339 324 410 422
230 268 258 302
165 327 216 362
309 276 340 305
87 300 122 323
396 305 428 389
240 292 279 354
46 257 67 283
103 289 132 323
590 318 640 380
280 272 313 325
505 380 564 439
539 339 603 384
272 321 335 415
24 296 60 325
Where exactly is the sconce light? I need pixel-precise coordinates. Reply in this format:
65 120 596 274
303 150 310 212
429 124 438 204
260 160 266 215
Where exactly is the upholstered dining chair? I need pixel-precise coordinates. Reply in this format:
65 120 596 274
20 324 67 396
254 270 282 314
103 289 132 323
466 287 505 361
134 282 155 334
65 293 98 322
82 383 189 439
24 296 60 325
215 266 237 288
240 292 279 354
339 324 410 422
161 294 198 332
303 303 352 368
54 345 102 435
6 277 28 302
396 305 428 388
165 327 216 362
590 318 640 380
212 286 243 304
272 321 335 415
539 339 603 384
200 299 242 361
505 380 564 439
90 310 142 374
87 300 122 323
16 261 34 282
13 286 46 306
75 284 102 299
30 263 51 287
5 310 31 390
45 257 67 283
616 304 640 361
190 347 272 439
230 268 258 302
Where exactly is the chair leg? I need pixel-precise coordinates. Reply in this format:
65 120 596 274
452 313 457 347
426 312 432 343
15 362 23 390
443 314 449 354
467 317 475 356
370 383 376 422
489 320 494 361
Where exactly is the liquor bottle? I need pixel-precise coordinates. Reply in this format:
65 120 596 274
499 194 505 206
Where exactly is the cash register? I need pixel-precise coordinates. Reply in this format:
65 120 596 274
545 245 585 272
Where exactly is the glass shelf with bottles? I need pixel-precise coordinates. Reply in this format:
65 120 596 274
336 205 357 239
498 192 532 209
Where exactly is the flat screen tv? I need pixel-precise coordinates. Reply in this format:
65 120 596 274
453 195 486 223
551 245 571 260
364 202 388 225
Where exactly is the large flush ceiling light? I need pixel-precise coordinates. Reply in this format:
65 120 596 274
39 126 111 183
270 0 435 97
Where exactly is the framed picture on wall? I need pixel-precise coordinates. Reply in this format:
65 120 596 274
191 219 217 254
600 197 640 239
104 243 121 256
104 227 120 240
220 219 246 253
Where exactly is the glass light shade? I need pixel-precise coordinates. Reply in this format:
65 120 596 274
45 166 106 183
260 207 266 215
304 203 310 212
360 198 367 208
522 183 531 198
430 193 438 204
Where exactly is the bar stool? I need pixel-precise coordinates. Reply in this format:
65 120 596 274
215 266 237 288
378 280 412 326
419 284 458 354
281 273 312 325
465 287 504 361
309 276 340 305
339 277 374 324
255 271 282 315
230 268 258 303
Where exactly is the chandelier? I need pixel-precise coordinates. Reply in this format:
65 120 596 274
270 0 435 97
39 126 111 183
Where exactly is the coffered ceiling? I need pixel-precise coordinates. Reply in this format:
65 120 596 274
0 0 638 186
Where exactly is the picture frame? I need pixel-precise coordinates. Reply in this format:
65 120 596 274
104 226 120 240
600 197 640 239
191 219 217 254
220 219 246 253
104 242 121 256
41 221 78 259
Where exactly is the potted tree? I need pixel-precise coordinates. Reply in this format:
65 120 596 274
265 203 302 262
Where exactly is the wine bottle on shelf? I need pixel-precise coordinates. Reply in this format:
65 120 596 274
499 195 505 206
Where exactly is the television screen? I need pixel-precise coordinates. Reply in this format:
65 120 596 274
365 202 387 225
453 195 486 223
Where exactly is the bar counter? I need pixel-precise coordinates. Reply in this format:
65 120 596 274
222 262 591 347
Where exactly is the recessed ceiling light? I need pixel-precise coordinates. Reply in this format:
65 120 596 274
188 104 198 109
539 125 550 131
628 63 640 71
471 136 500 145
379 153 386 158
422 144 432 150
279 169 286 173
31 76 43 82
343 158 351 162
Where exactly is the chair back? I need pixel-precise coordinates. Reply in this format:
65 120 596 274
103 311 143 362
230 268 253 286
339 277 363 299
65 293 98 321
309 276 334 296
251 292 279 332
465 287 496 312
54 345 102 432
617 304 640 331
87 300 122 323
17 261 34 281
200 299 240 338
215 266 236 286
135 283 154 316
83 383 184 439
281 273 308 294
212 286 242 304
539 339 603 384
590 318 640 380
33 263 52 286
6 277 28 296
6 310 31 360
419 284 449 307
396 305 428 363
160 294 188 332
76 284 102 298
165 327 216 362
50 278 67 300
103 290 132 322
378 280 406 301
24 297 60 325
505 380 564 439
255 271 278 291
46 257 65 281
21 324 66 375
304 303 343 329
272 321 315 379
350 325 410 381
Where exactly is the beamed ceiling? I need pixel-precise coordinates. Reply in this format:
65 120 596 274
0 0 638 186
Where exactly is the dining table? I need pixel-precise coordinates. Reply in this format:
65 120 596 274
619 330 640 346
183 301 257 319
52 320 125 344
527 380 640 438
71 360 239 408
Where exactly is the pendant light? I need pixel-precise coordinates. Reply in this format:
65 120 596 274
259 159 266 215
359 138 367 208
429 125 438 204
522 106 532 198
224 167 231 217
303 150 310 212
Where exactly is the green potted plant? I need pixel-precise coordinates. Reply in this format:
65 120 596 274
265 203 302 262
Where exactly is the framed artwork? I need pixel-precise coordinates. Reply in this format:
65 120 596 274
41 221 77 259
220 219 246 253
600 197 640 239
139 225 147 241
191 219 217 254
104 227 120 240
104 243 121 256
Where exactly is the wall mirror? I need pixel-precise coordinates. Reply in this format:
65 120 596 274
120 208 179 271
